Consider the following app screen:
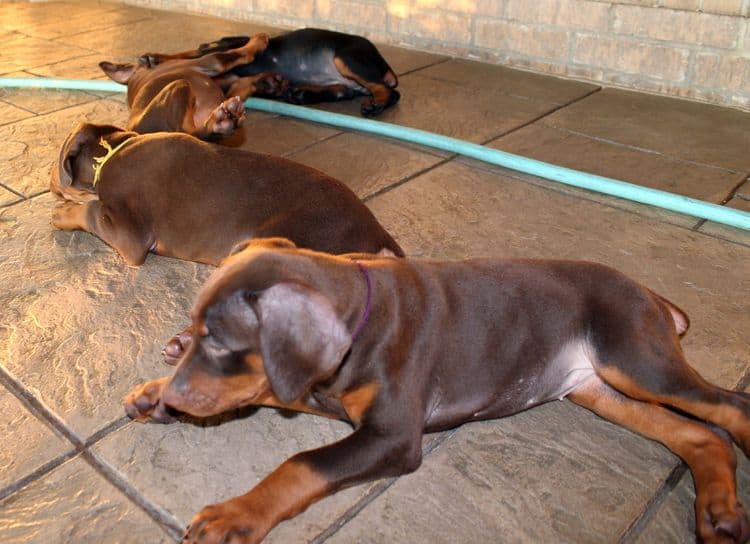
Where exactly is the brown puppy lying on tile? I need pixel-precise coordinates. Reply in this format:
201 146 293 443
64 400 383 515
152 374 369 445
125 238 750 544
99 33 285 140
50 124 402 265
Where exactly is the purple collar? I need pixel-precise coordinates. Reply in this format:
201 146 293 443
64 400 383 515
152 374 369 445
351 261 372 341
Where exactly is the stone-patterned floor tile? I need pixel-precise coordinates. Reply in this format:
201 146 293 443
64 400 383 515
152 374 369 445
328 402 676 544
0 72 100 116
0 455 172 544
0 97 129 197
93 412 368 542
0 35 91 75
227 115 341 157
0 99 35 126
16 4 152 40
366 161 750 388
542 88 750 172
0 193 212 438
0 1 125 33
315 72 569 144
287 132 445 198
55 12 278 63
26 53 113 81
490 124 744 203
414 58 599 106
457 154 704 230
0 383 73 492
374 43 449 75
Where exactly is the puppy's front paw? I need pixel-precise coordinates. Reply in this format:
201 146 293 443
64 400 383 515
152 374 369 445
51 201 85 231
124 378 176 423
163 327 193 365
184 499 266 544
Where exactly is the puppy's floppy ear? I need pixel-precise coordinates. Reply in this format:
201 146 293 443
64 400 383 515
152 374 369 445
256 283 351 404
57 123 122 188
227 238 298 258
99 61 136 84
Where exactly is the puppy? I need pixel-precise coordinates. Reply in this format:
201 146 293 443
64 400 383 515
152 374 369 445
50 124 403 265
140 28 400 117
99 33 286 140
125 239 750 544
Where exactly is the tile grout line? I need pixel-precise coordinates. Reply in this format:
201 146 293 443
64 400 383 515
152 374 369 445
483 86 603 144
310 428 460 543
0 366 182 539
691 172 750 232
617 462 688 544
82 448 185 541
396 57 452 78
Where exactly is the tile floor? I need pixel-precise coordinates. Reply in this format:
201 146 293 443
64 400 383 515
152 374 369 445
1 1 749 543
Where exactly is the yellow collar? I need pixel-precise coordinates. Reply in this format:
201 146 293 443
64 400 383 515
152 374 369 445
92 136 135 186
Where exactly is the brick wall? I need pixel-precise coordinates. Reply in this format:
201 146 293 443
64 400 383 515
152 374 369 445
121 0 750 111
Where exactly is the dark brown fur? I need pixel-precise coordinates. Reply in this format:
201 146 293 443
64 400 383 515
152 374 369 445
126 240 750 544
50 126 403 266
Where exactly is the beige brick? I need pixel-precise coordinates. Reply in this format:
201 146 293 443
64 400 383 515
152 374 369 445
693 52 750 92
700 0 744 15
475 0 505 16
504 0 611 31
318 0 387 31
475 18 570 60
391 9 472 43
614 5 741 48
660 0 701 10
255 0 315 18
573 34 689 80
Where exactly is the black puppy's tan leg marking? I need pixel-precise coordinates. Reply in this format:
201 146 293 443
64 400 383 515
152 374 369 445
333 57 399 116
570 378 750 544
189 33 270 77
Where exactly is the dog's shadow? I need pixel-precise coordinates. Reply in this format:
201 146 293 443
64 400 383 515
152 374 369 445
177 405 306 428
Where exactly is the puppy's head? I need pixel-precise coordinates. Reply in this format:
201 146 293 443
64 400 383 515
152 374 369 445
51 122 135 202
161 240 352 417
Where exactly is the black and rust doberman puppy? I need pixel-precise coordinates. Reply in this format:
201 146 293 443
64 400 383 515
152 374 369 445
50 124 402 266
125 239 750 544
140 28 400 117
99 33 285 140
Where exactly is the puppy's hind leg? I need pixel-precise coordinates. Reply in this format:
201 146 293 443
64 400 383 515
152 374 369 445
569 377 750 543
332 48 400 116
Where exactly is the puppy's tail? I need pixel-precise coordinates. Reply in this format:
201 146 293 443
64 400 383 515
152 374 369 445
651 290 690 337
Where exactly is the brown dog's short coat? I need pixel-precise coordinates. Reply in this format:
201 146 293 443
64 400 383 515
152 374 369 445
126 239 750 544
50 125 402 265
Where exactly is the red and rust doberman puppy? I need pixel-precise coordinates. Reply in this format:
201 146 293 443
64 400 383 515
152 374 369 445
50 124 402 266
99 33 286 140
139 28 400 117
125 239 750 544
